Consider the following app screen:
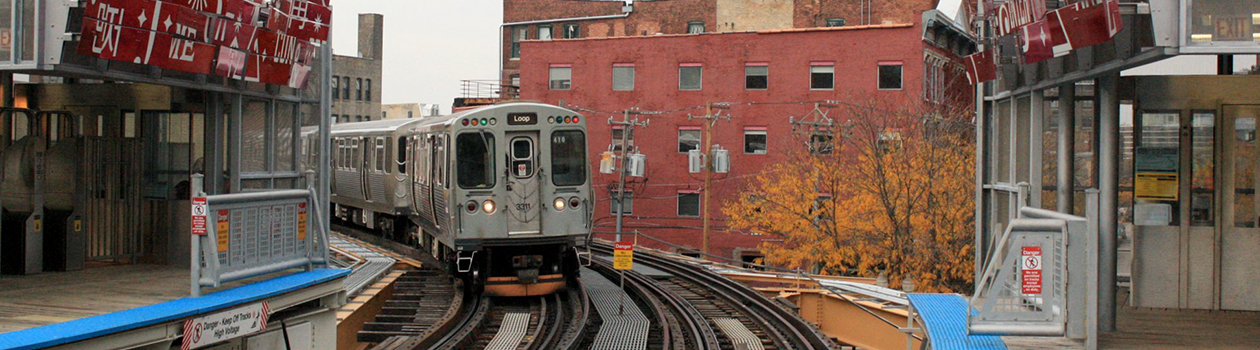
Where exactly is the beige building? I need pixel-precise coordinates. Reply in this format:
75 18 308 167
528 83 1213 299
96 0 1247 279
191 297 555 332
381 103 440 120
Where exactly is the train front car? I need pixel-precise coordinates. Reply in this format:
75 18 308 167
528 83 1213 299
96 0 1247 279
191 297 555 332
442 103 591 296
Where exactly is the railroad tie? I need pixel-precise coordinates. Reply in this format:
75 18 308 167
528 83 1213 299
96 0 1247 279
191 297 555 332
582 268 650 350
714 317 766 350
485 313 532 350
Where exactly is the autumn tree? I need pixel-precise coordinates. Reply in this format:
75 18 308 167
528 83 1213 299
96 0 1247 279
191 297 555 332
723 98 976 293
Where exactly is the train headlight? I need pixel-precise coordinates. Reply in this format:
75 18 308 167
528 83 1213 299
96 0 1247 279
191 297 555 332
553 197 566 211
569 197 581 210
465 201 478 213
482 200 497 214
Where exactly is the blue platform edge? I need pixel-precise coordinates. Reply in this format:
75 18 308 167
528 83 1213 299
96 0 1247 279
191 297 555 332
908 294 1007 350
0 268 350 350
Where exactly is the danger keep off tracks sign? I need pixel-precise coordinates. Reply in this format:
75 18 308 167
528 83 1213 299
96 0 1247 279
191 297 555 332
613 242 634 270
1021 246 1043 295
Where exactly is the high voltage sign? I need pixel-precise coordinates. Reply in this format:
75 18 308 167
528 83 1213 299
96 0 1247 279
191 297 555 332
614 242 634 270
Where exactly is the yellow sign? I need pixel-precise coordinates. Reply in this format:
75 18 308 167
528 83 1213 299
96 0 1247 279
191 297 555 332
1136 173 1179 201
74 219 82 232
32 218 41 232
217 210 231 253
298 203 308 240
613 242 634 270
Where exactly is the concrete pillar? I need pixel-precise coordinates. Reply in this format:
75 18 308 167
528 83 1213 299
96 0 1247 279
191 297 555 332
1058 84 1076 214
1098 74 1120 332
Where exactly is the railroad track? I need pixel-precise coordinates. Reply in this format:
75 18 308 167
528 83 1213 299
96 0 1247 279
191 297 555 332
591 241 837 350
586 257 720 350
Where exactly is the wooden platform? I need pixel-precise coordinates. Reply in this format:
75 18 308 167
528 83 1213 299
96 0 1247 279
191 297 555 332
0 264 188 333
1004 306 1260 349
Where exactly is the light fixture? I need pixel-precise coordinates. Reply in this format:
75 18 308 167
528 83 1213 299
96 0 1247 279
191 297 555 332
482 200 496 214
554 197 566 211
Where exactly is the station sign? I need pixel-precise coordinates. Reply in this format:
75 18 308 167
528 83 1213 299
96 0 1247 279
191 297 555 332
181 301 270 350
1019 0 1123 64
995 0 1047 37
1021 246 1043 295
216 209 230 253
613 242 633 270
191 197 208 236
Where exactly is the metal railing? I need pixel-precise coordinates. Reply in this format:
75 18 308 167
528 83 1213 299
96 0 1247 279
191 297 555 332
189 173 331 296
460 80 519 100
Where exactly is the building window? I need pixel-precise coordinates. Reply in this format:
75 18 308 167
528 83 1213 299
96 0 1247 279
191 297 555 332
678 192 700 217
331 114 338 124
678 128 701 153
510 74 520 87
511 26 525 58
687 21 705 34
611 191 633 215
538 25 552 40
810 134 834 154
825 18 846 27
356 78 363 100
331 76 340 100
563 24 580 39
342 77 351 99
810 63 834 90
879 62 903 90
679 64 702 91
408 111 414 119
383 111 388 119
744 128 768 154
366 79 373 101
611 126 634 152
745 64 768 90
613 64 635 91
549 65 572 90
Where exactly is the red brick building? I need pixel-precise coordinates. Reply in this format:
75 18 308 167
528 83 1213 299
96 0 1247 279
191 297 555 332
501 0 954 89
506 1 975 262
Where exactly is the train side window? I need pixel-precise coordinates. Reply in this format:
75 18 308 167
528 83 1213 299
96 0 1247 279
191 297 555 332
376 137 386 173
352 138 360 170
456 133 495 189
397 136 408 174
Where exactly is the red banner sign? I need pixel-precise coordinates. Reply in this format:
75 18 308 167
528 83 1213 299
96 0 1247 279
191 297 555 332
191 197 208 236
964 49 997 85
265 3 330 43
84 0 213 42
1019 0 1122 64
165 0 260 24
275 0 331 27
995 0 1047 37
79 17 216 75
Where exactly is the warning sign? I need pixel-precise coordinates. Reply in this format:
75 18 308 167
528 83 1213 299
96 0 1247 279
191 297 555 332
181 301 269 350
216 210 231 253
297 203 308 240
1021 246 1043 295
0 29 11 50
191 197 208 236
613 242 634 270
1135 173 1178 201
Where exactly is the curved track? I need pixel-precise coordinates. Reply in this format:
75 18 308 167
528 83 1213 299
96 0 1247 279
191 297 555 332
591 241 836 350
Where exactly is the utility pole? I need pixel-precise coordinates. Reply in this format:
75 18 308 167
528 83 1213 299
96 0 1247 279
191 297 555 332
608 110 649 243
689 103 729 257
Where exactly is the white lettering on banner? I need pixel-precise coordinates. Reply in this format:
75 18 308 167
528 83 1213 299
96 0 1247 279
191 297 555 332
181 301 270 350
92 4 124 54
995 0 1047 37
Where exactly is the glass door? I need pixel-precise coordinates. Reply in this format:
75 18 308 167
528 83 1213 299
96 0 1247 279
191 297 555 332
1221 106 1260 311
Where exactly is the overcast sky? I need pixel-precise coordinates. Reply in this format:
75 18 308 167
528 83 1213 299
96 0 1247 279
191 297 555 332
330 0 503 114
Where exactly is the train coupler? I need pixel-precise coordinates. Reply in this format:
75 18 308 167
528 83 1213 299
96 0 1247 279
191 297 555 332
456 251 477 273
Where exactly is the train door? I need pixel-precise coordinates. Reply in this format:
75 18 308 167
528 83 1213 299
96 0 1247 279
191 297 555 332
1221 105 1260 311
506 132 541 235
360 136 371 203
431 134 448 230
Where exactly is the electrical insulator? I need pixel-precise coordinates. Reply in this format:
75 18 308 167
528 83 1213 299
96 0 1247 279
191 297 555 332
599 151 616 174
628 153 647 177
712 147 730 174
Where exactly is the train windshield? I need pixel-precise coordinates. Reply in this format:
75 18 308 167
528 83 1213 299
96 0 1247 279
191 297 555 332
457 132 496 189
551 130 586 186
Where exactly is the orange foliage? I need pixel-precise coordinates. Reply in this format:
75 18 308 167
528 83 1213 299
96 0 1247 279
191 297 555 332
723 98 976 293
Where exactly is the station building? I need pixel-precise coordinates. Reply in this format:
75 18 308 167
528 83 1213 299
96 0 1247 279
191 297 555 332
514 2 976 260
331 14 384 124
971 0 1260 347
0 1 348 349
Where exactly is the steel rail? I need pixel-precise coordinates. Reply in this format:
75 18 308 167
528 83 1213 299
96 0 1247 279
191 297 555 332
593 242 835 350
591 257 721 350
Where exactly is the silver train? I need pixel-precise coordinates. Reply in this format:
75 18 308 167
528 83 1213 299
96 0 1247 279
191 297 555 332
329 102 592 296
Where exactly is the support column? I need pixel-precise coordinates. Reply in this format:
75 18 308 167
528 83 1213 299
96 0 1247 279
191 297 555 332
1030 90 1044 207
1098 74 1120 332
1058 83 1076 214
